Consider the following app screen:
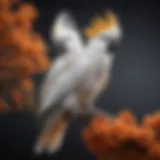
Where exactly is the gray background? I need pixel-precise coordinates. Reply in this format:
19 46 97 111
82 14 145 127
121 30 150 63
0 0 159 159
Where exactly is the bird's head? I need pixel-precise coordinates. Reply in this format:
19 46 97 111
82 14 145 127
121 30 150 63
84 10 122 50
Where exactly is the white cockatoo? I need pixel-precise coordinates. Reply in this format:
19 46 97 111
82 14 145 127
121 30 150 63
33 10 122 154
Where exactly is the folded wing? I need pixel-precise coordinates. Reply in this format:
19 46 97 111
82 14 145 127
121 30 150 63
50 11 84 53
39 56 87 115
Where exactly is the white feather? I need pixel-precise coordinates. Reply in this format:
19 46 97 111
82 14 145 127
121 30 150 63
40 10 122 113
39 53 88 114
50 11 84 53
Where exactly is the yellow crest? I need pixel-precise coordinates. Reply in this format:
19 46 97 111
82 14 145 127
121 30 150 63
84 10 118 38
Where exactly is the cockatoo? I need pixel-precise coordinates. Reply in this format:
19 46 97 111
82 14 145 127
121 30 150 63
33 10 122 154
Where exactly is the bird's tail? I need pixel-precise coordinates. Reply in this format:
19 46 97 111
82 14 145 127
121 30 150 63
33 109 72 155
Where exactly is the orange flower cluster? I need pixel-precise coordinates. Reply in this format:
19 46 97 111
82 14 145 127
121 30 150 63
0 0 50 112
82 110 160 160
0 0 50 83
0 78 35 112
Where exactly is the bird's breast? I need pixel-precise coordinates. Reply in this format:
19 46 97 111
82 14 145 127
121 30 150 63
76 55 109 93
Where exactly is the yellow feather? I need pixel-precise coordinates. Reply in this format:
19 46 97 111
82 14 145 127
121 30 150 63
84 27 96 38
84 10 119 38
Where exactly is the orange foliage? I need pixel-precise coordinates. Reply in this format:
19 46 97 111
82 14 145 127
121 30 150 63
9 78 35 110
82 110 160 160
0 0 50 112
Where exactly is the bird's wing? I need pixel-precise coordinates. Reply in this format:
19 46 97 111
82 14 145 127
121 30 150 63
50 11 84 53
40 55 68 106
39 55 87 114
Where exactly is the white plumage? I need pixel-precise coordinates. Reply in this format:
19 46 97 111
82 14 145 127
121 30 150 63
33 10 122 154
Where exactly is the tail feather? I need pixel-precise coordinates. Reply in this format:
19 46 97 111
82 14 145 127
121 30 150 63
33 110 72 155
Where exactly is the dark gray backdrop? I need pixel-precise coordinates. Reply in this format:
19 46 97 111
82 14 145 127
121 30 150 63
0 0 159 159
